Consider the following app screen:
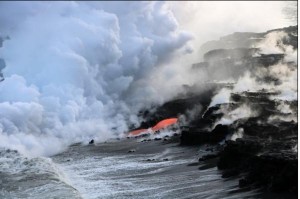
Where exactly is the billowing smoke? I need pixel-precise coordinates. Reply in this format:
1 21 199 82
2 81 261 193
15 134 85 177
0 2 294 156
0 2 193 156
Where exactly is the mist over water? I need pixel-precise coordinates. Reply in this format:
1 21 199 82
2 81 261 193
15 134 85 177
0 1 295 156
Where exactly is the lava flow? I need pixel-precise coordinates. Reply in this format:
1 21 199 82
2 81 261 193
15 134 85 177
128 118 178 136
151 118 178 131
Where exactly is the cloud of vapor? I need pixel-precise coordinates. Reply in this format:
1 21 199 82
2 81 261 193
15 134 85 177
0 1 193 156
208 29 297 128
0 1 294 156
208 88 231 108
214 104 257 127
231 128 244 141
169 1 295 63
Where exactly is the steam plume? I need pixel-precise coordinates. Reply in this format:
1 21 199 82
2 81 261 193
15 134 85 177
0 2 294 156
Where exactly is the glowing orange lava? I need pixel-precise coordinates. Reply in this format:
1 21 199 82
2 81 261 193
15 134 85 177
152 118 178 132
128 118 178 136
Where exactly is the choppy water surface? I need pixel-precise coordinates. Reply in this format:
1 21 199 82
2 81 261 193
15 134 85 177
53 139 259 199
0 149 81 199
1 139 260 199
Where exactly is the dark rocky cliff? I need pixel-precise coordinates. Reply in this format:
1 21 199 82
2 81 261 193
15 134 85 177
133 25 298 197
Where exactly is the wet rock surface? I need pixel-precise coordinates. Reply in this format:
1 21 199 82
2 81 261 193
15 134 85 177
218 138 297 193
181 124 229 145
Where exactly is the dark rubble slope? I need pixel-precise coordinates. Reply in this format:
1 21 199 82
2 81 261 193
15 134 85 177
134 25 298 197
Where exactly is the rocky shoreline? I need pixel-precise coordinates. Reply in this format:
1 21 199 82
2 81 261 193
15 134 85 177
131 25 298 197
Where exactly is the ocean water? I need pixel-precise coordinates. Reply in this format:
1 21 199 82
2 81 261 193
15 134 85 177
0 138 260 199
0 148 81 199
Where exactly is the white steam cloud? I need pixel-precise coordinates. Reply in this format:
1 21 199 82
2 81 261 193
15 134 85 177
209 29 297 128
0 2 294 156
214 104 257 127
0 2 193 156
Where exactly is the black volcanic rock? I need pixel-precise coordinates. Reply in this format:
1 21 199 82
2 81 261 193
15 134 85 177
211 124 229 141
199 153 219 161
180 130 210 145
135 25 297 196
236 119 298 139
89 139 94 144
217 133 297 193
217 138 263 170
246 153 297 192
203 48 259 62
138 85 216 129
180 124 229 145
195 26 297 82
253 53 285 67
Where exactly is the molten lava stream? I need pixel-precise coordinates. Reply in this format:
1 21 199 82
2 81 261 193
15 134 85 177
128 118 178 136
151 118 178 132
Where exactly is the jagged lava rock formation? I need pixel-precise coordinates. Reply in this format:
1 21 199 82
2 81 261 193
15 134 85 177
137 25 298 196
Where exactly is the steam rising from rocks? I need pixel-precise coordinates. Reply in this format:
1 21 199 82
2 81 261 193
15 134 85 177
209 29 297 130
0 2 295 156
